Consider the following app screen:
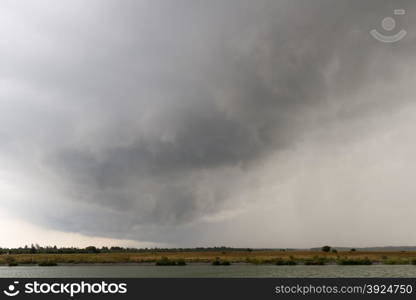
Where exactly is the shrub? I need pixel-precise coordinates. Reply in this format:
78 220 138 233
350 248 356 252
275 259 297 265
155 257 176 266
38 261 58 266
212 258 231 266
411 259 416 265
8 262 18 267
321 246 331 253
304 257 327 265
246 258 261 264
221 260 231 265
383 259 409 265
155 257 186 266
176 258 187 266
85 246 100 253
260 259 275 264
4 256 16 264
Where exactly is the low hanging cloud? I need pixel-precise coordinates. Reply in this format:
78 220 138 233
1 0 416 246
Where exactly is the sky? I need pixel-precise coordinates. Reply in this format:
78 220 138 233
0 0 416 248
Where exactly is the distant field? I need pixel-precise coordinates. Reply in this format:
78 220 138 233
2 250 416 265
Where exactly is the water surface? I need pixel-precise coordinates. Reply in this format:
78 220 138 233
1 265 416 278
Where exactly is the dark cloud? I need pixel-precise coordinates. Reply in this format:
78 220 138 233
1 0 415 245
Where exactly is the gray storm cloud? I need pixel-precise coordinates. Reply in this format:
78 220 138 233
1 0 416 245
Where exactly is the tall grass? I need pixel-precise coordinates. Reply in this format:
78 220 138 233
212 257 231 266
155 257 187 266
382 258 409 265
337 258 372 265
304 257 327 265
38 261 58 266
0 250 416 265
275 259 297 265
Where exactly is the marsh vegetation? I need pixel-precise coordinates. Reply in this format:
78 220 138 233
1 249 416 266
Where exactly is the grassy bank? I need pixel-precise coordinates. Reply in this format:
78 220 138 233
1 251 416 266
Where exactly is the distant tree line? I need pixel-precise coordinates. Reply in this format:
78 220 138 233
0 245 261 255
0 245 360 255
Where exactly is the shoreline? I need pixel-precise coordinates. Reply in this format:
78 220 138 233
1 262 416 267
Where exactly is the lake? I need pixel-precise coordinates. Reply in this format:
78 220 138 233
1 264 416 277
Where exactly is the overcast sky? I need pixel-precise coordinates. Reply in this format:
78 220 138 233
1 0 416 248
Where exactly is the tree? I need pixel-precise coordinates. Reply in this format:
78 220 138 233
85 246 100 253
321 245 331 252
